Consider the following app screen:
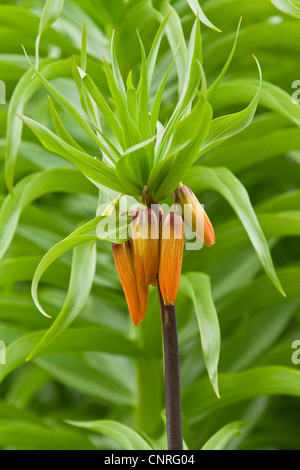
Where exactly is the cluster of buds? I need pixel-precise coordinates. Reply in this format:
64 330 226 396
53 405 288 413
112 185 215 326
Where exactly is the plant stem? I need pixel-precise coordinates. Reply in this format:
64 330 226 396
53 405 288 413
158 286 183 450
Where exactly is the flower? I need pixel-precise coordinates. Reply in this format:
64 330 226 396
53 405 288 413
130 208 160 287
112 241 148 325
158 212 185 305
173 185 215 247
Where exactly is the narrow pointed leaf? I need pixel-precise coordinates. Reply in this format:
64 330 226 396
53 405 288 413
27 242 96 359
271 0 300 18
207 17 242 99
202 56 262 155
66 420 153 450
202 422 246 450
187 0 221 32
35 0 65 70
185 166 285 296
183 273 220 397
18 114 124 192
0 169 94 261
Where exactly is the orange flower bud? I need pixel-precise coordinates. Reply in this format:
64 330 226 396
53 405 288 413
173 185 215 247
112 241 148 326
131 208 160 287
158 213 185 306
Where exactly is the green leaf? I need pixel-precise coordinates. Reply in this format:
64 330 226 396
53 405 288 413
210 79 300 127
27 242 96 359
220 299 300 373
202 126 300 172
185 166 285 296
81 20 87 72
35 0 65 70
67 420 153 450
111 30 126 100
0 168 94 261
146 10 171 92
168 95 206 155
207 17 242 99
0 326 140 383
186 0 221 32
149 99 213 201
137 32 151 146
271 0 300 18
80 71 125 149
202 421 246 450
18 113 124 192
150 48 177 136
48 96 85 152
202 56 262 155
22 49 120 163
79 80 101 134
115 160 144 194
0 424 95 450
44 327 141 357
155 16 203 164
5 366 50 409
35 355 135 405
30 215 129 318
115 135 160 194
103 58 141 148
184 215 300 276
126 71 137 122
5 56 108 195
5 58 53 195
256 189 300 213
218 267 300 320
183 273 220 397
38 0 65 35
183 367 300 421
158 1 188 94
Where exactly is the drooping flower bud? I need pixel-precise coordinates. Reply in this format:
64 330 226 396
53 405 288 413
173 185 215 247
130 208 160 287
158 212 185 306
112 241 148 326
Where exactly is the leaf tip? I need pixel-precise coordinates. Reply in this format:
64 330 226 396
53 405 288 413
21 44 29 61
252 54 262 83
42 312 52 319
25 353 34 362
273 276 286 298
212 378 220 398
280 286 287 298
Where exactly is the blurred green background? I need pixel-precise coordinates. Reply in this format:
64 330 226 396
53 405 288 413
0 0 300 450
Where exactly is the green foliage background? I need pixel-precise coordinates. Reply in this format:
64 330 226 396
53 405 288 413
0 0 300 450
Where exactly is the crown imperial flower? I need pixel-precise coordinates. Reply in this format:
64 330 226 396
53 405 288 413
173 185 215 247
130 208 160 287
112 241 148 326
158 212 185 306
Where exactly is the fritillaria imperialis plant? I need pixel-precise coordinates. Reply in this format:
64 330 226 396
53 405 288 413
111 187 214 448
20 14 220 449
3 0 289 450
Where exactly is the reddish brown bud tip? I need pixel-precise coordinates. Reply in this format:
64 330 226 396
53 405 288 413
158 213 185 305
174 185 215 247
112 241 148 326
